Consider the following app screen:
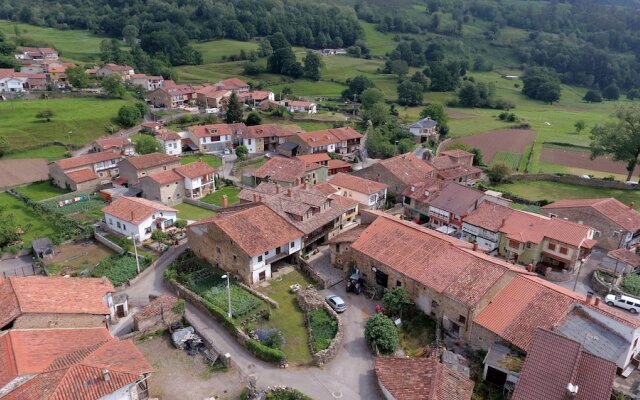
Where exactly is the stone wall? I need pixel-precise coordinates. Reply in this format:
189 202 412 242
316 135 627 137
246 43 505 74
591 270 614 295
544 267 575 282
296 288 344 367
299 259 330 289
510 174 638 190
94 231 125 255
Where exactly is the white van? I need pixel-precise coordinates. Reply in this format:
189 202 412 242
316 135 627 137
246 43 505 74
605 294 640 314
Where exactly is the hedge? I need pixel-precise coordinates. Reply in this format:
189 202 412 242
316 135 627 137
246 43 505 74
246 338 287 363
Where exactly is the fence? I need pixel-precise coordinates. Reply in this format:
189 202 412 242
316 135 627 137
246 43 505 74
183 198 220 211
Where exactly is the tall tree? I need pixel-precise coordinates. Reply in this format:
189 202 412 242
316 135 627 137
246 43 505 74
590 105 640 182
225 92 244 123
303 51 322 81
360 88 385 110
342 75 375 100
100 74 125 98
397 80 423 106
135 135 162 154
66 66 90 88
117 105 142 127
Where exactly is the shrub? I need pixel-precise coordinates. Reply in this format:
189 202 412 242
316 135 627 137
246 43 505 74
621 274 640 296
266 388 313 400
382 287 411 318
364 313 399 354
174 219 188 229
151 229 168 241
308 309 337 352
90 255 149 286
487 162 512 183
172 299 185 315
246 338 287 363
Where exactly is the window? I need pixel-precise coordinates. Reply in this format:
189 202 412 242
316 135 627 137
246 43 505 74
396 280 402 287
258 255 263 262
117 221 121 228
526 242 532 248
163 166 167 170
109 218 113 225
458 315 466 324
265 251 269 255
122 224 126 232
247 139 252 145
290 242 295 247
216 246 221 254
233 255 237 262
559 247 568 255
548 243 556 251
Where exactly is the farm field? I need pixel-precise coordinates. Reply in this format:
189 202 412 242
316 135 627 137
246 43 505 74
0 159 49 190
490 180 640 210
3 145 68 161
14 181 68 201
452 129 537 164
44 241 116 276
0 193 56 247
539 145 639 177
0 97 130 153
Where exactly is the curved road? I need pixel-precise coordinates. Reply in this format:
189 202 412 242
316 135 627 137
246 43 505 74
122 245 383 400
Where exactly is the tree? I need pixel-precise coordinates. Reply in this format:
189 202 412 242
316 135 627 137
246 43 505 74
36 109 54 122
244 61 263 76
134 102 148 118
420 103 449 136
363 102 389 127
0 205 20 248
342 75 375 100
303 51 322 81
536 81 561 104
225 92 244 123
66 66 90 88
457 81 480 107
0 135 9 157
487 162 512 183
257 39 273 57
245 112 262 126
574 120 586 134
122 25 139 45
590 105 640 182
360 88 385 110
364 313 399 354
135 134 162 154
627 89 640 101
583 90 602 103
382 287 411 318
602 84 620 100
117 104 142 127
522 67 561 103
397 80 423 106
390 59 409 78
100 74 125 98
235 144 248 161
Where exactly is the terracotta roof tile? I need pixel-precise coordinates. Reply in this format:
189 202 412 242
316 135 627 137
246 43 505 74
607 248 640 267
133 295 179 322
92 137 131 150
428 182 485 216
216 77 249 90
174 160 216 179
313 182 337 196
327 127 363 141
187 123 245 138
288 100 315 107
245 124 300 139
154 129 181 141
327 159 351 171
0 278 20 328
329 173 388 195
55 152 121 170
436 165 482 180
500 210 593 247
65 168 98 184
402 178 446 203
296 153 331 164
124 153 179 170
102 196 177 224
252 156 307 183
463 201 515 232
379 153 435 185
326 225 367 244
375 353 474 400
543 198 640 232
294 130 340 147
146 169 183 185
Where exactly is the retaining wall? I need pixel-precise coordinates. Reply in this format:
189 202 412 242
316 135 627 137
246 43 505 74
299 259 329 289
510 174 639 190
183 198 220 211
94 231 125 255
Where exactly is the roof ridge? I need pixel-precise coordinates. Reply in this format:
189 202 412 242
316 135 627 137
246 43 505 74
6 277 23 314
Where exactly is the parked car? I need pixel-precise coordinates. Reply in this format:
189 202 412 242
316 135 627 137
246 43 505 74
605 294 640 314
325 295 347 313
223 148 231 155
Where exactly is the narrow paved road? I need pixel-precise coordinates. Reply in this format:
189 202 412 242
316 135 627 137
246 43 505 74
121 244 382 399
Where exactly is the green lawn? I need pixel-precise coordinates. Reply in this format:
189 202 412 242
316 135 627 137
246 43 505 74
180 154 222 168
192 39 259 64
0 193 56 247
174 203 216 220
491 180 640 210
0 20 120 63
201 186 240 207
3 145 68 161
257 269 315 365
14 181 68 201
0 97 130 153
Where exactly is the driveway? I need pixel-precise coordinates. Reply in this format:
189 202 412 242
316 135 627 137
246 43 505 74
121 244 383 399
556 248 606 295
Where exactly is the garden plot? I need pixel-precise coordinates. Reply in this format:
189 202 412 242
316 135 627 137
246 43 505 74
41 192 106 222
44 240 116 276
454 129 537 164
491 151 522 170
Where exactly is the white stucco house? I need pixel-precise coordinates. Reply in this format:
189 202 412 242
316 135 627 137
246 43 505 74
154 129 183 156
102 196 177 241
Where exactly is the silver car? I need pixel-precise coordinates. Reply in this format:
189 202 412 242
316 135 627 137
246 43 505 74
325 295 347 313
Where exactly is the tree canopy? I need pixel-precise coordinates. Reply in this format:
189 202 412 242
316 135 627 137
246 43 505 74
364 313 399 354
522 67 561 104
135 135 162 154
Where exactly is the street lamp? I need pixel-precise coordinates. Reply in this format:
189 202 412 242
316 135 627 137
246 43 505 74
220 274 232 318
128 234 140 274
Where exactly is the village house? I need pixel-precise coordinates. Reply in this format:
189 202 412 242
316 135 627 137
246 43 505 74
329 127 364 155
0 327 152 400
287 127 363 156
600 247 640 275
148 84 201 108
375 353 474 400
509 328 616 400
118 152 180 186
238 90 275 106
188 204 304 285
328 159 352 175
239 182 358 251
497 210 596 273
427 149 482 184
328 173 388 210
133 294 181 331
140 159 216 205
96 63 135 80
286 100 317 114
0 276 116 330
462 201 515 252
402 178 447 224
195 86 231 109
187 123 243 153
353 152 436 196
130 73 164 90
330 212 526 341
0 68 47 92
239 124 300 154
49 151 122 191
90 137 135 156
408 117 438 143
215 77 250 92
102 196 177 240
427 182 486 233
154 128 182 156
542 198 640 250
15 46 59 62
251 156 328 187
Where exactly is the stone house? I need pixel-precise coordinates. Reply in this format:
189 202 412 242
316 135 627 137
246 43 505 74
328 173 388 210
542 198 640 250
215 77 250 92
148 84 200 108
130 73 164 90
195 86 231 109
118 153 180 186
427 149 482 184
0 276 116 330
102 196 177 241
287 127 362 155
188 204 304 285
352 152 435 197
402 178 447 224
49 151 122 191
140 169 185 206
600 248 640 275
239 124 300 154
96 63 135 80
462 201 515 252
90 137 135 156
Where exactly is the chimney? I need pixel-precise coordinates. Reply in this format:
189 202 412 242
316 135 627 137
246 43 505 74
585 293 593 304
304 181 308 190
253 193 257 202
276 185 281 194
287 188 292 197
565 383 578 399
102 369 111 382
526 263 534 272
630 202 635 210
594 297 600 306
130 211 134 221
222 195 228 208
258 195 262 202
472 242 478 251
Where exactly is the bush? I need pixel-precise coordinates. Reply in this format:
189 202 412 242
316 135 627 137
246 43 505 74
308 309 337 352
151 229 168 241
621 274 640 296
174 219 188 229
487 162 512 183
91 255 149 286
172 299 185 315
246 338 287 363
266 388 313 400
364 313 399 354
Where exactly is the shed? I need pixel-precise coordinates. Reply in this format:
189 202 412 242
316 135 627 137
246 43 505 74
277 142 299 158
31 237 54 260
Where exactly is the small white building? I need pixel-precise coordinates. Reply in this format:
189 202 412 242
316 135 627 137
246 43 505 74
154 129 182 156
0 75 27 93
102 196 177 241
408 117 438 143
287 100 317 114
131 73 164 91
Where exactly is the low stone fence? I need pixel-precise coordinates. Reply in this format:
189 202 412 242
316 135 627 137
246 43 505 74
299 259 330 289
183 198 220 211
236 281 279 308
296 288 344 367
591 269 615 295
544 267 575 283
94 231 125 255
510 174 638 190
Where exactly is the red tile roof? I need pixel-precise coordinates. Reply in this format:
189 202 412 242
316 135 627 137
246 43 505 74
245 124 300 139
428 182 485 216
55 151 121 170
0 276 113 327
440 149 473 158
154 129 181 141
313 182 338 196
402 178 446 203
294 131 340 147
512 329 616 400
146 169 182 185
124 153 179 170
500 211 593 247
327 159 352 172
379 153 435 185
607 248 640 267
329 173 388 195
92 137 131 150
102 196 177 225
174 160 216 179
216 77 249 90
288 100 315 107
253 156 307 183
296 154 331 164
351 213 522 306
133 295 179 322
543 198 640 232
187 123 244 138
193 204 303 257
102 63 133 71
462 201 515 231
65 168 98 184
375 353 474 400
327 127 363 141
